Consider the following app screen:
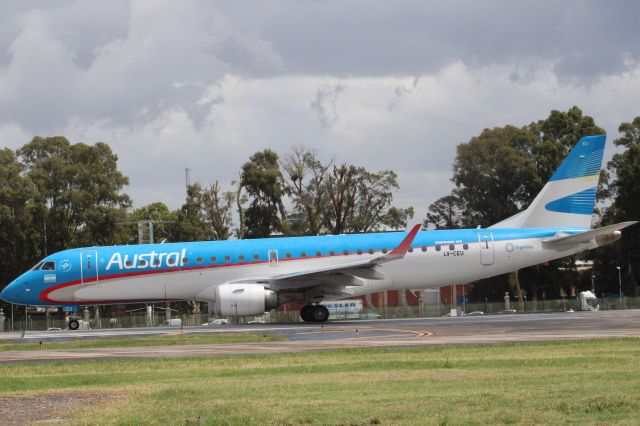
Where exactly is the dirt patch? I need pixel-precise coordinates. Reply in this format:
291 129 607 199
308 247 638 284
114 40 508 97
0 392 125 425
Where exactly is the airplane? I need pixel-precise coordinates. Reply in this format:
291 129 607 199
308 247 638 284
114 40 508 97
0 135 636 329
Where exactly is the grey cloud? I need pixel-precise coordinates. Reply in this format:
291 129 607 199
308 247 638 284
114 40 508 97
389 76 419 111
218 0 640 81
0 1 281 133
1 1 639 134
310 83 345 128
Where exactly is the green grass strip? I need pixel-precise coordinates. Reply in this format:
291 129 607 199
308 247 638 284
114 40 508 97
0 333 285 352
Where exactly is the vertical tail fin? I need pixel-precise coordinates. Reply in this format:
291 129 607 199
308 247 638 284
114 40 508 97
491 135 605 229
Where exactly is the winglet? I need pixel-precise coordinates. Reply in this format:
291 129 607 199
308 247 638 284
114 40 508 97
373 223 422 264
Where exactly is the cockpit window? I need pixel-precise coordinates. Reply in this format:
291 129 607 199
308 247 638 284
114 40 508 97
41 262 56 271
31 261 44 271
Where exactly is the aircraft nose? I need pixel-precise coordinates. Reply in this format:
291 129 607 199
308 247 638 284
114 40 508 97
0 282 16 303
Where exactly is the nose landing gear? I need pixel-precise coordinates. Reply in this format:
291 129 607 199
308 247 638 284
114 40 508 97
68 318 80 330
300 304 329 323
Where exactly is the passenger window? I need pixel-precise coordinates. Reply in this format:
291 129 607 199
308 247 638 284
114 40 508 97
449 244 455 251
463 243 469 250
316 251 322 257
382 248 388 254
408 247 413 253
357 249 363 255
368 249 374 254
125 260 133 267
343 249 349 256
139 259 148 267
211 256 217 262
253 254 260 260
435 245 441 251
182 258 189 264
41 261 56 271
224 256 231 262
196 257 203 263
421 246 427 252
239 255 245 261
154 259 161 266
329 250 335 256
285 252 292 259
300 252 306 257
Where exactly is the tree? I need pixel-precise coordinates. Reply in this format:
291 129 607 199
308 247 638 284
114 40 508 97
598 116 640 296
118 202 178 245
439 107 605 303
202 181 234 240
281 146 332 236
240 150 286 238
425 195 463 230
382 206 415 231
347 169 404 233
17 136 131 252
0 148 38 282
173 183 211 242
321 164 358 235
451 125 538 228
528 106 605 182
281 147 413 235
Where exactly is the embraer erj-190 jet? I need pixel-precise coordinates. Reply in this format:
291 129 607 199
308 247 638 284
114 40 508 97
1 136 636 328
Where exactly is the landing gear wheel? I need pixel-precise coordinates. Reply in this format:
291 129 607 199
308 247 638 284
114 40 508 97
300 305 315 322
68 319 80 330
312 305 329 323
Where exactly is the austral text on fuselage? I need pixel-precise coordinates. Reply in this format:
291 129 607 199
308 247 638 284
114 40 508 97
106 248 187 270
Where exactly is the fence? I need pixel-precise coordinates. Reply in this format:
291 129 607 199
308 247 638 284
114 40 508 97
2 297 640 332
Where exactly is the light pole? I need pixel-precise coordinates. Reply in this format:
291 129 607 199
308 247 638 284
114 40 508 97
616 266 623 308
591 274 595 293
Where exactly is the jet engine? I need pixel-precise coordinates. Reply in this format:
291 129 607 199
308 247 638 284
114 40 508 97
212 283 278 316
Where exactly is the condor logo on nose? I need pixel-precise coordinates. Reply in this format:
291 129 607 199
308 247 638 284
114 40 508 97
60 259 71 272
106 248 187 271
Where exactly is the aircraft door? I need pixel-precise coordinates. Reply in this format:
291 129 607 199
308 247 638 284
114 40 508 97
478 231 494 265
268 249 278 266
80 250 99 285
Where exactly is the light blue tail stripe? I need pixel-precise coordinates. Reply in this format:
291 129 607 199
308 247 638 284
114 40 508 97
548 135 605 182
545 187 597 215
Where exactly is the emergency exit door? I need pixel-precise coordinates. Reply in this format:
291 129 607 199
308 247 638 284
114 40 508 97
478 231 494 265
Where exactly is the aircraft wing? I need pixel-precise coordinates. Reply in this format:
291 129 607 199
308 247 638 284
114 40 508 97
269 223 421 281
542 221 637 248
226 224 421 292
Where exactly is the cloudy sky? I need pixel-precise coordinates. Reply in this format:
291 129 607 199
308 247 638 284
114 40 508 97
1 1 639 221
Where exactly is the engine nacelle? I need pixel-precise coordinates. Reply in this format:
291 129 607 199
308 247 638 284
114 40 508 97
212 283 278 316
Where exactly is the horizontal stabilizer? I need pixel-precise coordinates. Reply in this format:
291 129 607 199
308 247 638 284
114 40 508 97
542 221 637 248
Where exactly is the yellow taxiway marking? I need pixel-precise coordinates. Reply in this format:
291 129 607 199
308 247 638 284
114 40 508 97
299 326 434 338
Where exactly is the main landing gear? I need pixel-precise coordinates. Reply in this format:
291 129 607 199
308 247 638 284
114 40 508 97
300 304 329 323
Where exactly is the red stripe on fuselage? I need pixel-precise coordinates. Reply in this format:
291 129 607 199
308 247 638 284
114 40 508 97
38 254 342 304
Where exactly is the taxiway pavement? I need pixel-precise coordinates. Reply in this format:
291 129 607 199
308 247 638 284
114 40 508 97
1 310 638 363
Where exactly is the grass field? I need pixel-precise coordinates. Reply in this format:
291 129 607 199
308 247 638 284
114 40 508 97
1 338 639 425
0 333 285 352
